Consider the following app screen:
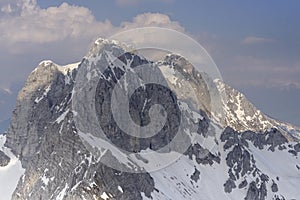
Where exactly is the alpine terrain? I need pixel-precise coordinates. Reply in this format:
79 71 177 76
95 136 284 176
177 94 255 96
0 38 299 200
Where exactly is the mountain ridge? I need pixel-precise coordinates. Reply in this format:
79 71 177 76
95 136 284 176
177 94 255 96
1 38 299 200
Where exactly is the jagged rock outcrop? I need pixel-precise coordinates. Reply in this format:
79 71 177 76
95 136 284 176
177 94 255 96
3 38 300 200
0 149 10 166
215 80 300 142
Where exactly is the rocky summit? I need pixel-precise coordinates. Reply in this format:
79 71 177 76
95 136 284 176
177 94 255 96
0 38 299 200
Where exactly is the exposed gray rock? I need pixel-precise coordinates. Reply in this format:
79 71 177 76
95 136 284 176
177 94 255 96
190 168 200 183
197 110 210 137
3 38 300 200
185 143 220 166
245 182 259 200
289 143 300 156
245 180 267 200
264 128 288 151
294 143 300 152
273 195 286 200
163 54 213 116
215 80 300 142
224 179 236 193
0 150 10 166
238 180 248 189
271 181 278 192
288 149 297 156
219 125 294 200
5 56 156 199
94 57 181 152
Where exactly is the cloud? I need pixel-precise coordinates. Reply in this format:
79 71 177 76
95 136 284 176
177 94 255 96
1 1 297 92
0 0 185 89
0 1 182 49
0 88 12 95
0 2 115 46
241 36 275 45
120 13 183 31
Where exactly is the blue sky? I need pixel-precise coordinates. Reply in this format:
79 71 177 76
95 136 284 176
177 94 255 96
0 0 299 128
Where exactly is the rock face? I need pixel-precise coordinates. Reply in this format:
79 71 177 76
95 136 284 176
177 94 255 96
0 149 10 167
94 52 182 153
3 38 300 200
215 80 300 142
220 127 288 199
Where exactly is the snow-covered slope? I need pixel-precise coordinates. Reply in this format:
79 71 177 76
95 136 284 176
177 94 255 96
215 79 300 141
0 135 25 200
3 38 300 200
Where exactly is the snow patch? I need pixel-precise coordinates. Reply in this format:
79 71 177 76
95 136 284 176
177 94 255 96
34 85 51 103
159 65 178 86
100 192 110 200
55 109 70 124
147 154 232 200
38 60 53 67
41 174 50 186
118 186 123 193
248 143 300 199
56 183 68 200
78 131 136 170
57 62 80 75
0 135 25 200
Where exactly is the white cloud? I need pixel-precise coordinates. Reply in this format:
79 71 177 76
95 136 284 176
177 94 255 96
0 2 115 46
241 36 275 45
0 87 12 94
120 13 184 31
0 1 183 50
0 0 186 88
1 0 297 91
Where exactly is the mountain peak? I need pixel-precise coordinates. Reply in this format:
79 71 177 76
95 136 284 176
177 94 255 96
2 37 300 200
38 60 54 67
